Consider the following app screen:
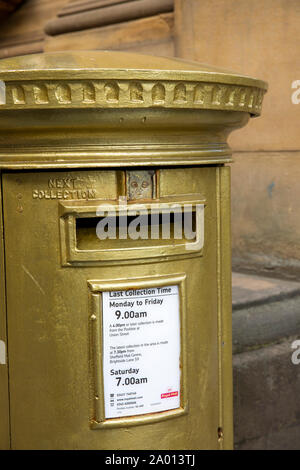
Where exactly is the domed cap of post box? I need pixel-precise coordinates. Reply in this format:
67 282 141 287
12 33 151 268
0 51 267 169
0 50 267 116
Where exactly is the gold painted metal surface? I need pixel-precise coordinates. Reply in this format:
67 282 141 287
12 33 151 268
2 167 226 449
0 51 267 450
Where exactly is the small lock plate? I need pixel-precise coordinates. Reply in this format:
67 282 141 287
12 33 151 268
126 170 156 200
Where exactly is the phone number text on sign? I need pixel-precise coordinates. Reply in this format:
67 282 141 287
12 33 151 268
102 285 181 419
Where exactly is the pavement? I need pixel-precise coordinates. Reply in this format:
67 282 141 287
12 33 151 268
232 272 300 449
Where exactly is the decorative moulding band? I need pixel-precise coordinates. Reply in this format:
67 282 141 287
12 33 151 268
1 79 265 115
0 145 232 170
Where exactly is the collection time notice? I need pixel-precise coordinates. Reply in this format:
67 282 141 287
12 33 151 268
102 285 181 419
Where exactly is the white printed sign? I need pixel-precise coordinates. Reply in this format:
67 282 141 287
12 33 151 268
102 285 181 419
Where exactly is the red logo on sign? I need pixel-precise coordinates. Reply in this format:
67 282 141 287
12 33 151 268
161 391 179 399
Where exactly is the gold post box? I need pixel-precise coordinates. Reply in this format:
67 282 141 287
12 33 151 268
0 51 267 450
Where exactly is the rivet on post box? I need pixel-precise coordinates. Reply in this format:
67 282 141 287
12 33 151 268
0 51 267 450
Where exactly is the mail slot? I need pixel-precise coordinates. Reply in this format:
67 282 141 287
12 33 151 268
0 51 267 450
59 197 204 265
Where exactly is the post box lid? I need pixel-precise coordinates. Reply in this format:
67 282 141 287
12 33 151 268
0 50 267 116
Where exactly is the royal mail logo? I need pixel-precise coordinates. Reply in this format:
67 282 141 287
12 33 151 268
161 391 179 399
